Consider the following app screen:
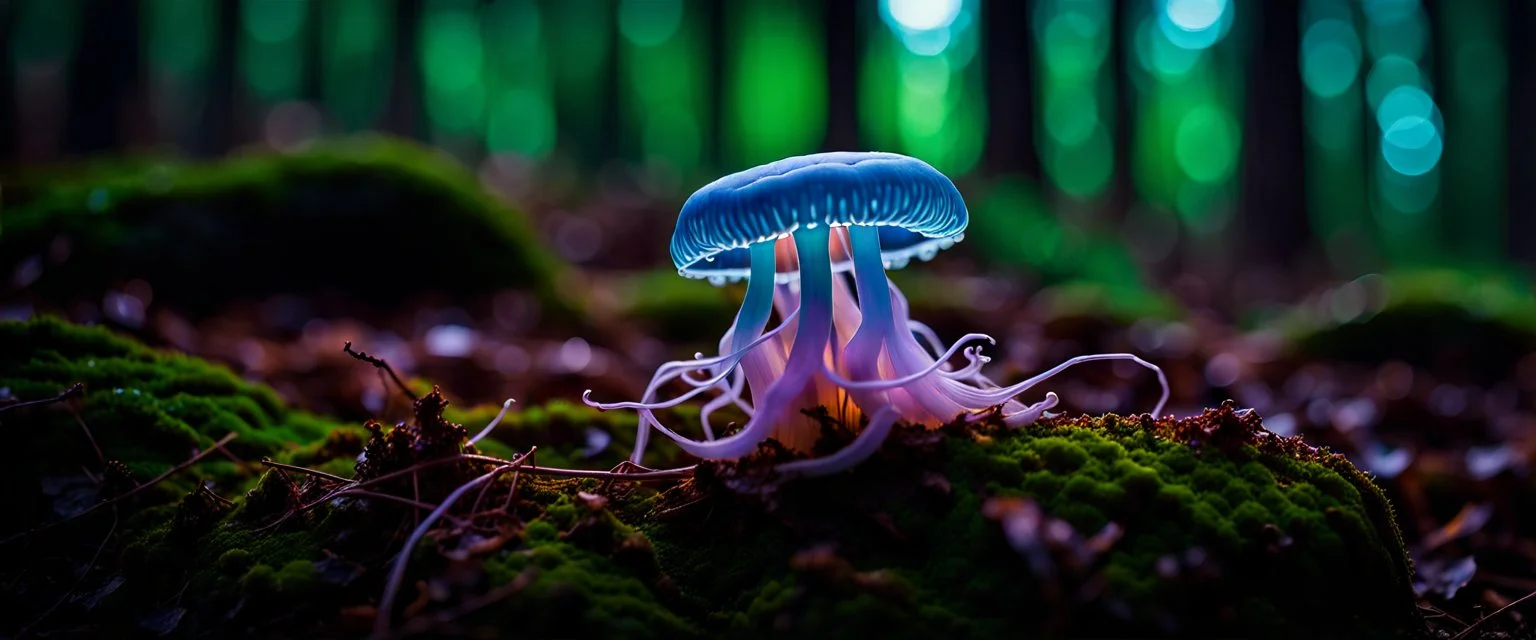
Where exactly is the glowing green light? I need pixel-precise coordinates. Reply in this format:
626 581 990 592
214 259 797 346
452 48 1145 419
420 0 486 135
1174 104 1240 184
1046 125 1115 197
1364 55 1424 109
482 0 555 158
1374 85 1440 130
487 88 556 157
1300 19 1360 98
619 0 683 47
1375 160 1439 216
243 0 306 44
620 0 705 172
886 0 963 32
1038 9 1110 80
725 0 826 167
1380 116 1442 177
1364 1 1427 60
1158 0 1233 52
147 0 214 80
321 0 394 130
421 9 483 92
1134 17 1203 79
1043 82 1100 145
240 0 309 102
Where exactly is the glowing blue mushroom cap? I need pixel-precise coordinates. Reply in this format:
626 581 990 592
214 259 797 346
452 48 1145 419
670 151 968 284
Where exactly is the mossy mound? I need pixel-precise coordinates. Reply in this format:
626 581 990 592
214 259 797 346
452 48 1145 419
1278 270 1536 380
447 397 694 472
0 316 700 639
1 317 1421 639
644 404 1418 639
0 134 575 318
0 315 347 528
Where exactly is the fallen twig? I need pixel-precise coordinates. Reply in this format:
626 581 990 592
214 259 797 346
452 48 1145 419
372 461 526 638
472 447 537 514
1451 589 1536 640
0 432 238 546
260 458 352 483
69 410 105 466
0 382 84 415
344 341 418 402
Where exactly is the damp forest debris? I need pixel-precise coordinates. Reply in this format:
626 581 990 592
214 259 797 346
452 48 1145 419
0 315 1421 639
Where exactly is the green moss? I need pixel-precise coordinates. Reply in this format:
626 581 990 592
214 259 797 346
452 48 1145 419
643 404 1418 639
0 134 577 319
448 397 692 470
0 316 351 533
614 269 739 344
1273 269 1536 380
1029 279 1185 325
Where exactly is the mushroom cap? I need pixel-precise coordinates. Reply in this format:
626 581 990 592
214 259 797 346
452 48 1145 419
670 151 968 283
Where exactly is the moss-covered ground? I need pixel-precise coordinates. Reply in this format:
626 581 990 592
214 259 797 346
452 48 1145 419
1274 269 1536 383
0 134 577 319
0 317 1421 639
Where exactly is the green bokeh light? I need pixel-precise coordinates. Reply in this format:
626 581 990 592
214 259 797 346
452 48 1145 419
619 0 683 47
1036 4 1111 81
1364 55 1425 109
322 0 394 129
1043 82 1100 146
1300 19 1360 98
483 0 555 158
1046 125 1115 197
1173 104 1240 184
1380 116 1442 177
724 0 826 168
420 1 486 135
242 0 306 44
621 0 706 173
240 0 309 102
1364 1 1428 61
146 0 214 80
487 88 556 158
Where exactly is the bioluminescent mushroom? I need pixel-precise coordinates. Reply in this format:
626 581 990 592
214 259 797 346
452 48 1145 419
585 152 1168 479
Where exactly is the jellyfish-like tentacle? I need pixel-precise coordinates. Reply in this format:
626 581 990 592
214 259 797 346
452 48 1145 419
580 310 794 413
845 225 972 424
698 365 748 440
1001 391 1061 427
775 405 899 481
636 226 838 460
820 333 994 390
933 352 1170 419
589 248 791 463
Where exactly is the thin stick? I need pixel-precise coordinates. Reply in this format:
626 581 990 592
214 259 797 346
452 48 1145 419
295 453 690 516
340 490 464 517
69 411 105 466
472 447 537 514
0 432 237 546
0 382 85 414
260 458 352 483
1451 589 1536 640
372 463 521 638
344 341 418 402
